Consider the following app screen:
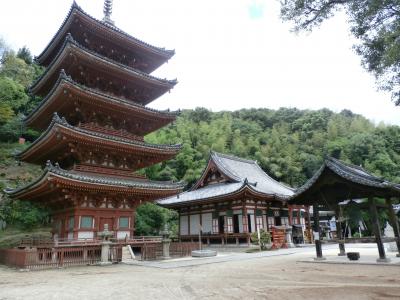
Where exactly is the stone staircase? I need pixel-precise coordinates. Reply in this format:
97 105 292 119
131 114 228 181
121 245 136 263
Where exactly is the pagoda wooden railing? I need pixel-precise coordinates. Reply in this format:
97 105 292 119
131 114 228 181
19 236 163 248
73 164 147 179
1 238 197 268
0 245 123 270
78 123 144 141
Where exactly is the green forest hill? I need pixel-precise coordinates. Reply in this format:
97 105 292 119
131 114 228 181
0 42 399 240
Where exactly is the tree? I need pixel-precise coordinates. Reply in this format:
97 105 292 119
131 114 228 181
0 103 14 125
0 52 36 87
0 37 9 60
0 77 29 113
280 0 400 105
0 198 49 230
135 203 166 236
17 46 33 65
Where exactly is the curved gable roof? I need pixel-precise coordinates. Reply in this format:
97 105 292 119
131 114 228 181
36 2 174 67
290 157 400 204
30 35 177 97
210 151 294 197
158 152 294 207
5 161 184 200
25 70 178 130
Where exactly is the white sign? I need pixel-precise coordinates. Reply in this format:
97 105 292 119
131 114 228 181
313 231 320 241
329 220 337 231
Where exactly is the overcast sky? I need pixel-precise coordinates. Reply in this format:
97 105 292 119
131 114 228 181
1 0 399 125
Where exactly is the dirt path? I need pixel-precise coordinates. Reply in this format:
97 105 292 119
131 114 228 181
0 248 399 300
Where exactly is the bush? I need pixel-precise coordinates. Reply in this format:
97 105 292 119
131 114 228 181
135 202 178 236
0 198 49 230
250 229 271 249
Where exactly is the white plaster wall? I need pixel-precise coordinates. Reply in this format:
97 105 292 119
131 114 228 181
190 214 200 235
180 215 188 235
78 231 94 239
201 213 212 234
117 231 130 239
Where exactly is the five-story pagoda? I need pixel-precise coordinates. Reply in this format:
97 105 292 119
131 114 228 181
6 1 183 240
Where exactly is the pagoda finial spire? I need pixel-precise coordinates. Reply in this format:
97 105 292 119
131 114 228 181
103 0 114 25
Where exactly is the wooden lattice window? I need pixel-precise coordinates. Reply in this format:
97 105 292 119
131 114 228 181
242 215 248 232
119 217 129 228
212 219 219 234
68 216 74 230
226 217 233 233
256 216 263 229
268 217 275 228
80 216 93 229
281 217 289 226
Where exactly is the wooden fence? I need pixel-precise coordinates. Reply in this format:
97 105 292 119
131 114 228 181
0 245 120 270
0 241 197 269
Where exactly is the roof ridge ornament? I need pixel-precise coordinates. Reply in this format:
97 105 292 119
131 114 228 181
103 0 115 26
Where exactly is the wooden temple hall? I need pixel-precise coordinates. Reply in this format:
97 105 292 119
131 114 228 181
5 1 184 240
158 152 310 245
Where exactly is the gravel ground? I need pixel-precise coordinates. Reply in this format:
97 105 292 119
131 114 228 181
0 245 399 300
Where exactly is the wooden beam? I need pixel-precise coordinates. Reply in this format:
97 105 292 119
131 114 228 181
368 197 390 262
385 197 400 257
313 204 325 260
335 206 346 256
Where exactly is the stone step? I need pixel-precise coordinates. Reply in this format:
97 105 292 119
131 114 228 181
121 245 135 262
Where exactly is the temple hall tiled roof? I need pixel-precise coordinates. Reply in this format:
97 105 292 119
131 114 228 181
210 151 294 197
157 182 245 206
158 152 294 207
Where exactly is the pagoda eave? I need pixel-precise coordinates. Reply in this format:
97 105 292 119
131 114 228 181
6 163 184 202
18 114 182 167
30 37 176 102
25 72 177 132
35 2 174 72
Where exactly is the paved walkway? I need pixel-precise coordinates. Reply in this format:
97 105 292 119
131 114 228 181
126 243 400 269
299 244 400 266
2 243 400 299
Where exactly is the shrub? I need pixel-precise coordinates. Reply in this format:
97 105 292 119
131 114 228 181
250 229 271 249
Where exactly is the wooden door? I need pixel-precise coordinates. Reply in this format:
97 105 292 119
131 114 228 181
100 218 114 231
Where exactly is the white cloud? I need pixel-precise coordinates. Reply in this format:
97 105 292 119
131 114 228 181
0 0 398 125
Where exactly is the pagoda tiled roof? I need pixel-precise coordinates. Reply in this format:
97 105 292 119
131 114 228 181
35 1 174 65
18 113 182 163
30 34 177 96
290 157 400 204
5 161 184 198
25 70 179 129
158 152 294 207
